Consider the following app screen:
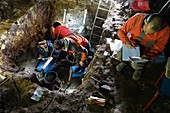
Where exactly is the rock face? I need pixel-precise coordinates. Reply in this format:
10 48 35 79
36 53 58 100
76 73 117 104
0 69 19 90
0 0 123 112
0 0 37 22
0 0 53 71
0 0 170 113
0 0 55 111
0 44 124 113
0 42 169 113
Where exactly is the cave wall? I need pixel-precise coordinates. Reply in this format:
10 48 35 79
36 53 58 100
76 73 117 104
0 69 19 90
0 0 170 113
0 0 100 71
0 44 124 113
0 0 36 22
0 0 54 71
0 0 130 68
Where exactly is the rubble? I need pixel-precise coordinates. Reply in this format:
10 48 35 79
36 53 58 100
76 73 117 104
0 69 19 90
102 0 131 32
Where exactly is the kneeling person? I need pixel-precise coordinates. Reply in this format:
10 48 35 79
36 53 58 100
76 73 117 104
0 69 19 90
36 40 60 74
54 38 89 84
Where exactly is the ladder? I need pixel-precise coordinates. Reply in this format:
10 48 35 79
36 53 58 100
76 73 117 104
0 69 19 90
89 0 112 45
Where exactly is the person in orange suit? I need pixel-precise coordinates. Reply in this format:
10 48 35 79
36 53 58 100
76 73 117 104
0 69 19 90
52 21 91 51
116 13 170 80
54 38 89 84
52 22 72 40
54 38 87 65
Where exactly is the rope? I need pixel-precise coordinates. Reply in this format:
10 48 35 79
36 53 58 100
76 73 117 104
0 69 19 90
49 48 55 57
66 54 78 64
72 53 75 65
0 66 20 86
0 77 10 86
56 26 62 41
49 25 63 58
11 73 21 106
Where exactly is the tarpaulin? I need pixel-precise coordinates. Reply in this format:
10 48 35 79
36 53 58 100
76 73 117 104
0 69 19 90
70 65 87 78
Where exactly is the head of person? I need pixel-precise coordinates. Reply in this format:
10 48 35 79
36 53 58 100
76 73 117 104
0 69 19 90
143 13 165 34
53 22 61 28
38 40 47 48
37 40 48 54
54 39 64 50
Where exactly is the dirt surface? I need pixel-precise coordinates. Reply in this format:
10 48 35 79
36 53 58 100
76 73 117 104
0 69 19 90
0 0 170 113
117 61 170 113
0 45 122 113
0 41 170 113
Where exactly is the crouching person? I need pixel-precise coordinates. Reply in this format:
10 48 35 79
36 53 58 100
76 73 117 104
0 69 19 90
115 13 170 80
36 40 60 74
54 38 89 85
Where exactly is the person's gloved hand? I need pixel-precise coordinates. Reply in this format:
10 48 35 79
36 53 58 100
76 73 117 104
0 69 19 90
79 61 84 66
141 55 149 59
73 52 77 56
125 41 135 49
165 74 170 79
42 58 46 61
67 81 71 87
38 57 42 61
165 70 170 79
38 57 45 61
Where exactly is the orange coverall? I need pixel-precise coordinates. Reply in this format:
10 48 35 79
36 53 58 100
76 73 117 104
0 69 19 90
64 34 89 49
63 38 87 63
118 13 170 60
54 25 72 40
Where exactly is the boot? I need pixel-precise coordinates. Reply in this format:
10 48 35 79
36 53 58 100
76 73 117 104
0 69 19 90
132 70 142 81
116 62 126 72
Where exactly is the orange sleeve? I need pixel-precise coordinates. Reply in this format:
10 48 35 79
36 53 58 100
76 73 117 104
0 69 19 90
146 26 170 60
68 50 87 62
81 52 87 62
118 14 144 43
67 50 74 54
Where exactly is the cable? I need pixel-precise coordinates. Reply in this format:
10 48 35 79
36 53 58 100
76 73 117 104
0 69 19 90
0 66 21 112
11 72 21 106
0 66 19 86
35 92 57 113
8 72 21 112
0 77 10 86
66 54 78 64
158 0 170 13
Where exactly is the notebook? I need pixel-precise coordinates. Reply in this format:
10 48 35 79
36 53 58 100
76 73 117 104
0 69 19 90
129 56 148 63
122 44 140 61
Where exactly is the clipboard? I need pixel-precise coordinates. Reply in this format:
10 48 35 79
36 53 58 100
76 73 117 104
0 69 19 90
122 44 140 61
129 56 148 63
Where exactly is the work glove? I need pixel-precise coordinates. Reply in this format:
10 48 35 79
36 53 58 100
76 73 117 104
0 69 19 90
79 61 84 66
41 58 46 61
141 55 148 59
38 57 42 61
165 69 170 79
73 52 77 56
165 75 170 79
38 57 44 61
67 81 71 87
125 41 135 49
